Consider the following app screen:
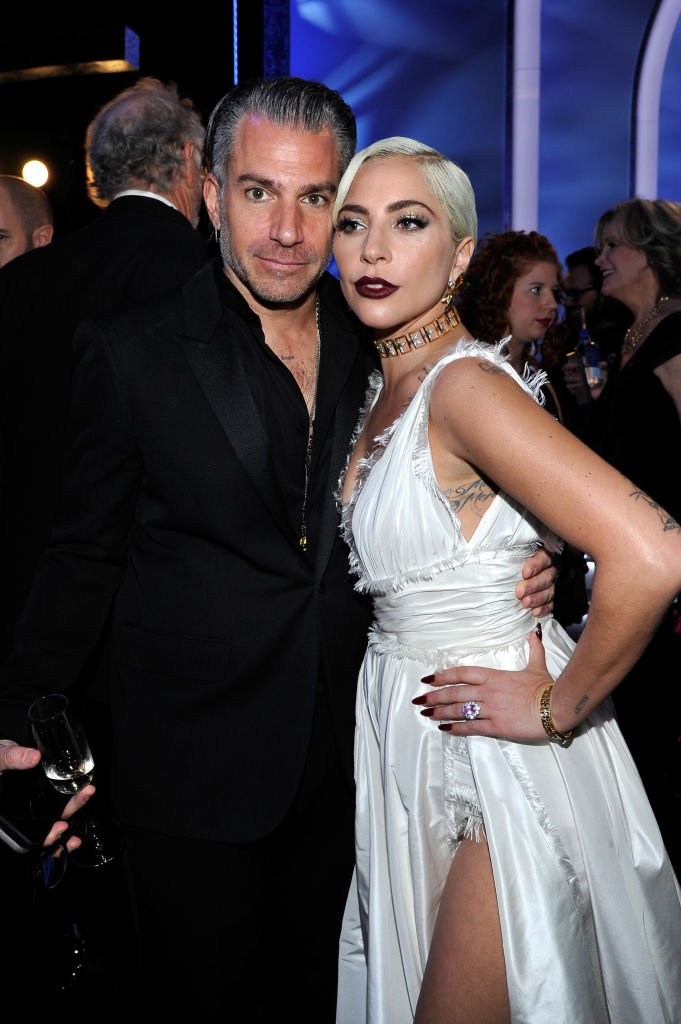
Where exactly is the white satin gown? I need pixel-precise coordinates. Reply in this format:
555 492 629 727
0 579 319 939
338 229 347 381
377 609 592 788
336 341 681 1024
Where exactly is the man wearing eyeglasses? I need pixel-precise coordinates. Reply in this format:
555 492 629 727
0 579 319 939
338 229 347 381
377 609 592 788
562 246 631 361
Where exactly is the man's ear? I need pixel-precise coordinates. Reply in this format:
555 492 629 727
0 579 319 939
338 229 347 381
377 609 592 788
203 174 221 232
32 223 54 248
181 139 201 173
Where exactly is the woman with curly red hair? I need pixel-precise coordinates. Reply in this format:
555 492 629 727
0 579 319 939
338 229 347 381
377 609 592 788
456 229 563 391
455 231 589 630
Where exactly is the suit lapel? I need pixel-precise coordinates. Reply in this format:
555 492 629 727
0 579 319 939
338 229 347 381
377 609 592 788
179 266 295 545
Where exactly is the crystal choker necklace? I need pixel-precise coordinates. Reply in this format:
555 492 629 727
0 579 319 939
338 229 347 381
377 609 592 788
374 306 461 359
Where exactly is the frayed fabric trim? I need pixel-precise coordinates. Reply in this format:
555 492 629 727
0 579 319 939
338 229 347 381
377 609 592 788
498 740 588 920
443 731 486 850
350 543 543 596
336 339 561 590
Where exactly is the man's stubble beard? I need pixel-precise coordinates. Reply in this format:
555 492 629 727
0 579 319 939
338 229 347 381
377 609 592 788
217 212 333 308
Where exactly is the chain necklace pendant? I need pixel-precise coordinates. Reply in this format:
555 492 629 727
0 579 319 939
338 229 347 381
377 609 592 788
299 297 321 552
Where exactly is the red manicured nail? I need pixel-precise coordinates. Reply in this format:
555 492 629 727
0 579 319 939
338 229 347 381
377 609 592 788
438 723 452 732
420 707 435 717
412 694 427 705
535 623 542 640
421 674 435 684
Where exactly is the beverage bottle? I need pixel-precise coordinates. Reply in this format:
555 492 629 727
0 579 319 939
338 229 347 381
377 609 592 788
579 309 605 389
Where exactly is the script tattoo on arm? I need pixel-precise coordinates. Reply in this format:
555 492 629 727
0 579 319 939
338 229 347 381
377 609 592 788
630 490 680 532
446 478 495 518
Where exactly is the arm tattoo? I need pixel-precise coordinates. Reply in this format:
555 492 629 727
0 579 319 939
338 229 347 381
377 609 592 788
630 490 680 532
477 360 506 376
446 478 495 516
574 695 588 716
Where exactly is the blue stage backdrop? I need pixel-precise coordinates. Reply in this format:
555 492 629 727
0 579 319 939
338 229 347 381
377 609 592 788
660 12 681 201
289 0 681 265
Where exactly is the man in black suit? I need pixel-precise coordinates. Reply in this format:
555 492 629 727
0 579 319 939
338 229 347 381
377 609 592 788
0 76 208 664
0 78 554 1020
0 74 207 1015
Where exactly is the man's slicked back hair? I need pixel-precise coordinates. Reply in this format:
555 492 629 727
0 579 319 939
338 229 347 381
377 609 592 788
205 76 356 187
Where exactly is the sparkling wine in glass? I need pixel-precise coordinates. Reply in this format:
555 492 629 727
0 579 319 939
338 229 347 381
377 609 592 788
28 693 116 867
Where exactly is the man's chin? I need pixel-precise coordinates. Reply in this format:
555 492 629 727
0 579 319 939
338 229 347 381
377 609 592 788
240 268 326 308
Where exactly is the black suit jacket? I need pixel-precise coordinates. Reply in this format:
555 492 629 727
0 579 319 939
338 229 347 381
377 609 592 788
0 196 209 659
1 261 376 842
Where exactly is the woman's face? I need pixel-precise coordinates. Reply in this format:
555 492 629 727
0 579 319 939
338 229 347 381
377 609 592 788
595 217 656 306
333 156 471 339
507 262 559 344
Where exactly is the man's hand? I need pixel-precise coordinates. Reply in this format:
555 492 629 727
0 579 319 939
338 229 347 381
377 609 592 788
0 739 41 772
0 739 94 851
562 360 604 402
516 547 557 617
42 784 96 851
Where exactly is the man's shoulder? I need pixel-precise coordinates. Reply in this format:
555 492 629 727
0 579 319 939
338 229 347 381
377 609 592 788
0 243 57 293
80 259 219 337
86 198 207 257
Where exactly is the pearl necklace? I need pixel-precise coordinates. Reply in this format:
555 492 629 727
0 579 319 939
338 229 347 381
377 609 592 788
622 295 669 355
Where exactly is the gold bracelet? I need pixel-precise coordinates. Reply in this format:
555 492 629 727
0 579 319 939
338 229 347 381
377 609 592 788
539 683 573 748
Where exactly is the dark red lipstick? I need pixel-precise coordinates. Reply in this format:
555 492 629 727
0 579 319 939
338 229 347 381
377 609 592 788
354 276 398 299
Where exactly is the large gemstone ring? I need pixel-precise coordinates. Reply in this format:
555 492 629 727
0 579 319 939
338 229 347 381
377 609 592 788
460 700 481 721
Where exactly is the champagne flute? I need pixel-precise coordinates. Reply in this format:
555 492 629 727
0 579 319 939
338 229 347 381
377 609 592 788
28 693 116 867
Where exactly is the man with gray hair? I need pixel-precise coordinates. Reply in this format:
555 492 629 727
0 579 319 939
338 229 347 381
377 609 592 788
0 174 53 268
0 76 208 664
0 76 554 1019
84 75 206 230
0 75 209 1012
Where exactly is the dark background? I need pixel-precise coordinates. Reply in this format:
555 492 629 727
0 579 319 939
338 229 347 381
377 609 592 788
1 2 267 238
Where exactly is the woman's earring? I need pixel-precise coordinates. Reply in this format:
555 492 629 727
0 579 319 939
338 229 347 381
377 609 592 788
441 274 464 308
441 279 456 307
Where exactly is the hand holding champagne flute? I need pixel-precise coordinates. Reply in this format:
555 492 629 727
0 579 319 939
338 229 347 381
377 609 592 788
28 693 116 866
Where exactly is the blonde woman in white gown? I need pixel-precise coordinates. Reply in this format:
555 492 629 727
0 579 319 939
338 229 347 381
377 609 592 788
332 137 681 1024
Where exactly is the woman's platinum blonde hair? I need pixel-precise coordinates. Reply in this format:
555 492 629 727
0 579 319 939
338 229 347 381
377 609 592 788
332 136 478 245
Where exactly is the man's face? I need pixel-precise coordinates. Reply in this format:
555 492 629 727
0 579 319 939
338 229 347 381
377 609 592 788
204 115 341 307
564 264 600 315
0 186 31 268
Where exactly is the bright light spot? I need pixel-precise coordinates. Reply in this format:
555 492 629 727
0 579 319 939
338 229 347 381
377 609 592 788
22 160 49 187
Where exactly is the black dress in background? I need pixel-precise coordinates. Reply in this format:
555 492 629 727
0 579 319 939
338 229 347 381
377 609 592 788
585 312 681 875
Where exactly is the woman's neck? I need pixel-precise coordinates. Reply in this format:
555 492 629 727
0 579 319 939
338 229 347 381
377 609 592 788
378 324 471 390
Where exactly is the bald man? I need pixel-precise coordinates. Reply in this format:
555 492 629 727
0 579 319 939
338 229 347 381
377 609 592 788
0 175 54 268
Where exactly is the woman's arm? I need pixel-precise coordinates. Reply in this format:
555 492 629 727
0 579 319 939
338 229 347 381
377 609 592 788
419 356 681 742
